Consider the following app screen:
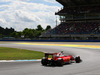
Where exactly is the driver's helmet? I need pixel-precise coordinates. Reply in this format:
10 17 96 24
61 51 63 54
60 51 64 56
56 53 61 57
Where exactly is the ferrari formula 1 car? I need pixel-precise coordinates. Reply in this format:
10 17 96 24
41 51 81 66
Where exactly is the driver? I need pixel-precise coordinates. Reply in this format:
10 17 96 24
56 51 64 57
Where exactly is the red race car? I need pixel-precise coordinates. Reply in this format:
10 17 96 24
41 51 81 66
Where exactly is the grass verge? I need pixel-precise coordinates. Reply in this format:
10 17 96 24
0 47 44 60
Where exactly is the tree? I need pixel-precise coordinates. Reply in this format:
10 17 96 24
22 28 35 38
36 25 43 31
34 30 42 38
10 27 15 33
0 26 4 34
3 27 15 36
45 25 51 30
0 25 46 39
10 32 19 38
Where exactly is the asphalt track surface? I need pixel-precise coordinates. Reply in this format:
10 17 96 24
0 42 100 75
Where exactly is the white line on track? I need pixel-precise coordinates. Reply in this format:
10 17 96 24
0 59 41 62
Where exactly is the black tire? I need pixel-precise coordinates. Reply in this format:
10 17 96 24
41 59 48 66
75 56 81 63
56 59 64 66
49 60 55 66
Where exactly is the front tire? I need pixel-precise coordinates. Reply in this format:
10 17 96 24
75 56 81 63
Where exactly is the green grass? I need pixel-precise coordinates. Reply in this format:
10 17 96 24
0 47 44 60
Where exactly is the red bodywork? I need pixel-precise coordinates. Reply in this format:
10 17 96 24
45 53 75 63
58 56 73 62
41 52 81 66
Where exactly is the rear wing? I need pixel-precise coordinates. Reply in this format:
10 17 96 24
45 53 57 57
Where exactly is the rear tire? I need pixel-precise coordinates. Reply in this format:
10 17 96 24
56 59 64 66
41 58 48 66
